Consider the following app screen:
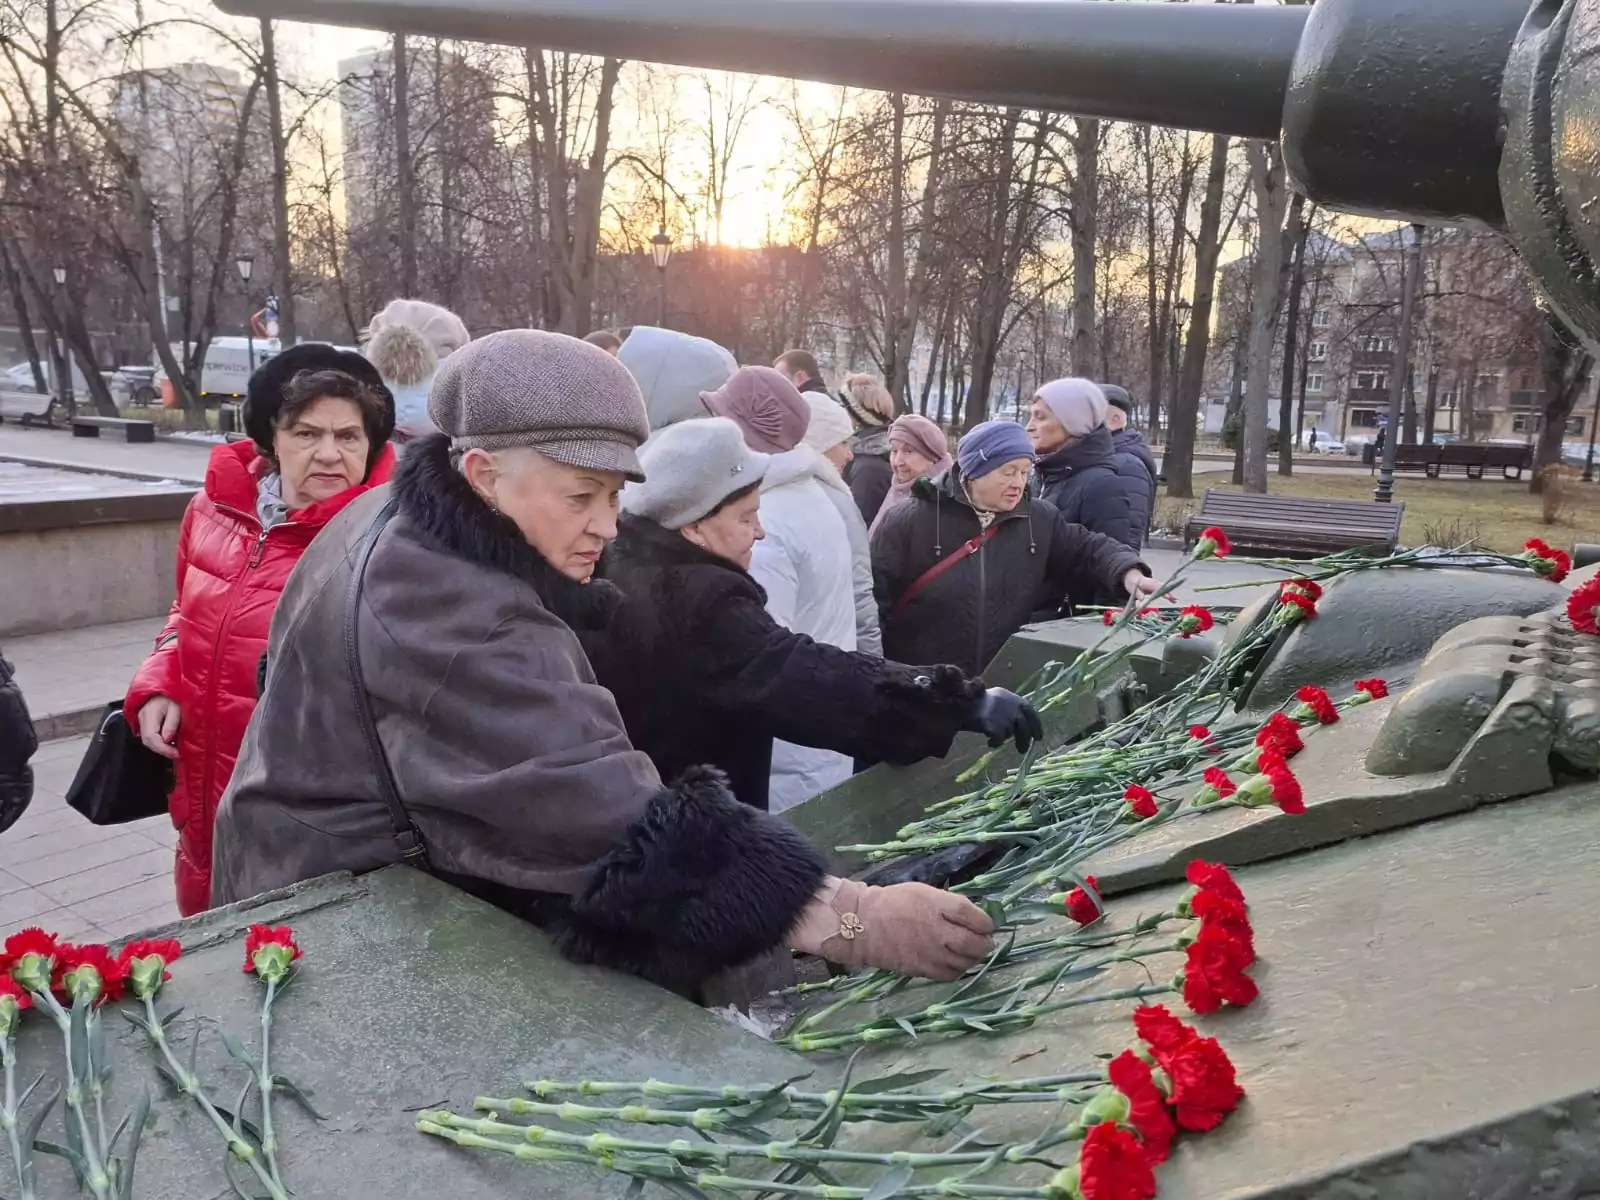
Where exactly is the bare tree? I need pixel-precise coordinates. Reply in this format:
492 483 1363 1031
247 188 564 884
1240 140 1289 493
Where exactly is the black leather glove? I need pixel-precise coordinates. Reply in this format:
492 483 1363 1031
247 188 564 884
964 688 1044 752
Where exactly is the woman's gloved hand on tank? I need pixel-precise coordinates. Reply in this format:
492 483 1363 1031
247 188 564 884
964 687 1044 752
787 878 995 981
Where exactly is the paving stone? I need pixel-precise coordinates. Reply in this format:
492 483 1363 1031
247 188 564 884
99 898 182 940
68 873 178 929
0 905 106 943
8 829 163 886
0 883 65 927
37 845 172 907
0 817 145 869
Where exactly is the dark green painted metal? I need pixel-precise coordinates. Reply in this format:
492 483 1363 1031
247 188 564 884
213 0 1307 139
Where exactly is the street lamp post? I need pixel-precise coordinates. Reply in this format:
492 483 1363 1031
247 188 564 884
51 265 73 419
236 252 256 373
1584 380 1599 483
649 229 673 326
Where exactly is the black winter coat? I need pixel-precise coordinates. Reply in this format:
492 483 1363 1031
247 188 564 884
1034 426 1148 553
844 426 894 527
871 467 1145 677
586 515 984 812
1111 429 1160 535
0 650 34 835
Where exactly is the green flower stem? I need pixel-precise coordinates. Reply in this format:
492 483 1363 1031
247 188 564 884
257 976 284 1189
135 995 289 1200
415 1118 596 1166
0 1031 35 1200
86 1010 110 1170
33 991 112 1200
424 1109 1074 1175
692 1174 1055 1199
783 982 1176 1053
523 1071 1106 1107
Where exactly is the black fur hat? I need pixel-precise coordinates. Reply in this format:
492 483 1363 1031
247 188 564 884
243 343 395 456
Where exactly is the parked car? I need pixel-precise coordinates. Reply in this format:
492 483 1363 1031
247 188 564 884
1 360 90 394
1299 429 1347 454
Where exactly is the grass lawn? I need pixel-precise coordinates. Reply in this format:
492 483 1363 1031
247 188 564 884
1154 465 1600 554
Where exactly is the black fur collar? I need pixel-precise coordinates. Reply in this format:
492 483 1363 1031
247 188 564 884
393 433 623 632
605 512 752 579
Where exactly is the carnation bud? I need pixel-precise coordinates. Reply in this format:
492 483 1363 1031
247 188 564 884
249 943 297 984
1045 1165 1086 1200
1174 884 1200 918
126 954 169 1000
1072 1087 1132 1132
1235 773 1279 808
0 993 20 1039
1228 746 1263 774
1175 921 1202 948
9 953 51 995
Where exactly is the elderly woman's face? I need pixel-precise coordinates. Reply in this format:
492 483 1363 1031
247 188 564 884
464 448 624 582
273 396 369 509
682 487 764 571
890 442 937 485
965 458 1032 514
1025 398 1068 454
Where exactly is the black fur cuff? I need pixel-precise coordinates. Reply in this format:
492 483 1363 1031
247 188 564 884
554 766 827 997
869 664 986 766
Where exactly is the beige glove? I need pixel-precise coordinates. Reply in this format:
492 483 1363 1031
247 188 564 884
788 878 996 981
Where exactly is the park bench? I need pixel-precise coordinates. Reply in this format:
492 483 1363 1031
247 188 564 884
0 388 59 428
1182 489 1404 558
1387 441 1533 480
70 415 156 443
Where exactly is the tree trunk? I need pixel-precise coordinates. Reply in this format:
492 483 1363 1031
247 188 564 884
1530 310 1594 491
1144 129 1161 430
1242 141 1288 494
261 19 297 347
568 56 621 336
885 93 907 406
1 238 48 392
393 32 418 296
1276 195 1309 475
1069 117 1099 374
1167 133 1230 499
1423 369 1439 443
965 110 1023 429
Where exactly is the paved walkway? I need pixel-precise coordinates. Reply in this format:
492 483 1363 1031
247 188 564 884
2 735 180 944
0 423 211 484
6 617 166 740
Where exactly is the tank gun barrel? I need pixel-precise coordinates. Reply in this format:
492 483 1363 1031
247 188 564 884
216 0 1308 140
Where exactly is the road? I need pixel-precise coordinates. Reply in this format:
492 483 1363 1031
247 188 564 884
0 423 213 484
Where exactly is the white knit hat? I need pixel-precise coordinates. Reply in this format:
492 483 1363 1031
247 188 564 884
800 394 854 453
622 418 769 529
1034 378 1108 438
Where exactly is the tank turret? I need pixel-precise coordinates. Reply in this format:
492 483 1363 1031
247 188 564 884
220 0 1600 340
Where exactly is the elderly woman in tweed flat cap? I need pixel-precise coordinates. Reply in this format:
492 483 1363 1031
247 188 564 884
213 329 999 998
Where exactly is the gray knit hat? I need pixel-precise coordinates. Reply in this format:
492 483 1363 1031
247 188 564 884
429 329 650 480
621 418 769 529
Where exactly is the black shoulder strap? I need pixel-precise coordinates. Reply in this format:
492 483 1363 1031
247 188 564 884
343 496 430 870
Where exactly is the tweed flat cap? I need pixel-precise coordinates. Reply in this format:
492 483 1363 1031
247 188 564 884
429 329 651 480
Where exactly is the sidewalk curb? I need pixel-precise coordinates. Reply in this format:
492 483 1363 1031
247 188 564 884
0 451 204 487
35 704 105 745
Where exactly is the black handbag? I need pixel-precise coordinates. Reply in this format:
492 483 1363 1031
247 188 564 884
65 702 175 826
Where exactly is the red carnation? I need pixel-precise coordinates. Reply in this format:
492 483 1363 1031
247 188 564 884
3 928 60 994
53 943 127 1006
1181 926 1259 1014
1107 1050 1177 1164
1202 766 1236 799
243 925 302 984
1256 712 1305 757
1294 685 1340 724
1523 538 1572 583
1102 610 1116 626
1267 765 1305 814
1188 725 1217 752
1065 877 1103 926
1192 889 1255 962
1278 591 1318 621
3 928 58 966
1185 860 1245 905
1194 526 1232 560
1123 784 1158 820
1132 1003 1198 1057
1076 1121 1158 1200
1162 1035 1246 1132
1282 577 1324 601
1567 577 1600 635
1176 605 1214 638
120 938 182 999
1354 678 1389 700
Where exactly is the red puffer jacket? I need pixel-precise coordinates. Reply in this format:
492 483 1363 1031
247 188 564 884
126 439 396 916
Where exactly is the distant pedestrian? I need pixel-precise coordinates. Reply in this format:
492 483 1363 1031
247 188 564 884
801 392 882 656
622 326 737 434
127 346 396 916
870 413 952 539
1099 383 1160 541
1027 378 1147 553
583 330 623 356
873 419 1155 676
773 348 833 398
0 647 35 835
704 366 858 809
363 298 470 444
839 373 897 526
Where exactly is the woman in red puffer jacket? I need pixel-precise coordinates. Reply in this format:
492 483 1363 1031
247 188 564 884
125 344 396 915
